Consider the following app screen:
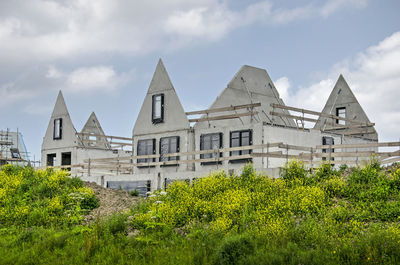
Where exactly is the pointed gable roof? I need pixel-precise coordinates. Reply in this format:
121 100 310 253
42 91 79 150
194 65 296 129
51 90 70 118
147 59 175 94
314 75 377 140
80 112 110 149
133 59 190 136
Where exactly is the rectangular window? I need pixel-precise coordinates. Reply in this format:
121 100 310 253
61 152 71 171
160 136 179 163
230 130 252 163
53 118 62 140
200 133 223 165
336 107 346 125
152 94 164 123
137 139 156 165
47 153 56 166
322 136 334 161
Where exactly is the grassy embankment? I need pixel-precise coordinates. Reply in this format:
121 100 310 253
1 160 400 264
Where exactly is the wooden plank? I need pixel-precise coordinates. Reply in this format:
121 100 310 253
271 103 374 126
0 157 26 162
85 142 283 162
44 164 85 169
303 150 400 158
162 142 283 157
342 128 377 136
185 103 261 115
76 132 132 141
380 157 400 164
324 124 375 131
82 139 133 146
278 143 314 152
189 111 258 123
315 141 400 149
312 151 375 158
304 159 368 165
133 154 254 167
270 111 318 123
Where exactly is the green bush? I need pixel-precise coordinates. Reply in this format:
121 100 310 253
213 234 255 265
0 165 99 227
130 189 139 197
1 162 400 264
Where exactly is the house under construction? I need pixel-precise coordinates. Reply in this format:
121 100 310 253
1 129 30 166
41 59 398 194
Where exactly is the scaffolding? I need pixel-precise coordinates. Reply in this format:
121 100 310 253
0 128 30 166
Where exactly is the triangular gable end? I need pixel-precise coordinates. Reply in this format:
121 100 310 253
133 59 190 136
80 112 111 149
42 91 79 150
314 75 377 140
194 65 296 129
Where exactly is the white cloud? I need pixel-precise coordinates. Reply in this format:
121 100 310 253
274 77 290 103
0 0 369 109
276 31 400 141
321 0 367 17
0 0 368 62
67 66 119 92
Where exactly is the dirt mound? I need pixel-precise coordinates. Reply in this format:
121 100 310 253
84 181 140 223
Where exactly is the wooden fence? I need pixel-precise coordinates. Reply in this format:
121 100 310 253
45 141 400 176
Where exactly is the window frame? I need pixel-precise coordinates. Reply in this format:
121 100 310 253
53 118 62 140
137 139 156 166
200 133 223 165
336 107 346 125
152 93 164 124
229 129 253 163
159 136 180 165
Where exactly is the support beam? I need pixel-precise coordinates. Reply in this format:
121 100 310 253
76 132 132 141
185 103 261 115
271 103 374 126
189 111 258 123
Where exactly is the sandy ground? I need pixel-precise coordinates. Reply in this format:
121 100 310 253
83 181 140 223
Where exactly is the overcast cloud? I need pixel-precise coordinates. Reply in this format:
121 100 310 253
275 31 400 141
0 0 368 107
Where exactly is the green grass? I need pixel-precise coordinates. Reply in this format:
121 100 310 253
1 161 400 264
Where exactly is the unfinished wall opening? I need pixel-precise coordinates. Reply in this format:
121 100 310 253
322 136 335 165
336 107 346 125
61 152 71 171
47 153 56 166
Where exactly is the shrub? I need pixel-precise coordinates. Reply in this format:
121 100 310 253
130 189 139 197
282 160 308 184
213 234 255 265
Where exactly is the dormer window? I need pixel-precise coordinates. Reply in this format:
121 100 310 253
152 94 164 124
53 118 62 140
336 107 346 125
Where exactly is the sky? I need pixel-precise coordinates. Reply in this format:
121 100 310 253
0 0 399 162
